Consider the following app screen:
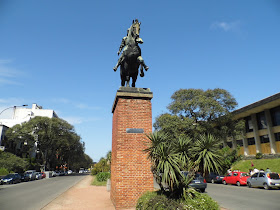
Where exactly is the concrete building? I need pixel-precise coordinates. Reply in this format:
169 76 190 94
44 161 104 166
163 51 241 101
227 93 280 156
0 103 58 146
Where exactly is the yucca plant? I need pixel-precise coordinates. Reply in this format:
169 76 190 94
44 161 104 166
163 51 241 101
145 133 184 191
191 133 224 176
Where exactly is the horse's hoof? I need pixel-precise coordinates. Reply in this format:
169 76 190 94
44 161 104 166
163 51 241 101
113 67 117 71
145 66 149 71
140 72 144 77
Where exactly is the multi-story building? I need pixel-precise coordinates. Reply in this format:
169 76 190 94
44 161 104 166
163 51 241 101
0 103 58 147
227 93 280 156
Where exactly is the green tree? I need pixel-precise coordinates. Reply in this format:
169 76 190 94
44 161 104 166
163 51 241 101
0 151 28 172
154 88 242 139
4 116 88 171
106 151 111 166
91 157 110 175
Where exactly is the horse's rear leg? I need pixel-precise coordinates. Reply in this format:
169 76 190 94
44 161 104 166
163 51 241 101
132 75 137 87
126 76 130 87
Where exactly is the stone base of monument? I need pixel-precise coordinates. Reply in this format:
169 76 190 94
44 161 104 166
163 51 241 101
111 87 154 209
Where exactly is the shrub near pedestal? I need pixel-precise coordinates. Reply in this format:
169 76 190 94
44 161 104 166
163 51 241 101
96 172 110 182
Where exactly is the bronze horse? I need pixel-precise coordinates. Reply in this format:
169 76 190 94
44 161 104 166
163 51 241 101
115 19 148 87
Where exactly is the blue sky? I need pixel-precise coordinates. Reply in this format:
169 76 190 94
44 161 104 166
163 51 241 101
1 0 279 162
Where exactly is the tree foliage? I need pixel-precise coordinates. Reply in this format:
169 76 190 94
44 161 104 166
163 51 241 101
91 153 111 175
154 88 243 140
0 151 28 172
145 88 244 198
3 116 92 171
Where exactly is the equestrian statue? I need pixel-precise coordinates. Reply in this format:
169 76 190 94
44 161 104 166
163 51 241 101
113 19 149 87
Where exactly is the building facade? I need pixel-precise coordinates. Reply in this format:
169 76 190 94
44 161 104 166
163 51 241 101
0 103 58 146
228 93 280 156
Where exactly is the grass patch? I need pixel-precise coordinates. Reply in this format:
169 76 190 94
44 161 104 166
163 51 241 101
91 175 108 186
231 158 280 173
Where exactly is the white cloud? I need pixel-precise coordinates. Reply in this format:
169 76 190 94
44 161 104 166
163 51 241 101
62 116 100 125
0 59 22 86
52 98 102 110
211 21 242 33
0 59 13 64
75 103 101 110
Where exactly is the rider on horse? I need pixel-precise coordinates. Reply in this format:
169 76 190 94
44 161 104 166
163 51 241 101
113 20 149 77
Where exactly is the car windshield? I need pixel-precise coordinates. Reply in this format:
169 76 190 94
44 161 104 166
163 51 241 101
5 174 13 178
241 173 249 177
269 173 280 179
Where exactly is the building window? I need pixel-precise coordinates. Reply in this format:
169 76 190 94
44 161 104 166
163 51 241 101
257 112 267 130
236 140 244 147
270 106 280 126
275 132 280 142
247 137 255 145
260 135 270 143
245 117 253 133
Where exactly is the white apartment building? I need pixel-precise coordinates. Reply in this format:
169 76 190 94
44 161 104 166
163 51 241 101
0 103 58 147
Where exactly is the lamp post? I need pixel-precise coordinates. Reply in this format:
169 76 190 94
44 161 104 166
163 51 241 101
0 104 28 119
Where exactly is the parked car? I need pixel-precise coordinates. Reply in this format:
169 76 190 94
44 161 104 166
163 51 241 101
41 172 46 179
223 171 249 186
25 170 37 181
35 172 42 180
205 172 225 184
182 171 207 193
1 173 21 184
20 173 30 182
50 171 56 177
247 172 280 190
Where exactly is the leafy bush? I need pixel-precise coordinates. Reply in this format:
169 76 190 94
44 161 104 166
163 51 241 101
256 153 263 159
96 172 110 182
182 188 219 210
0 167 9 176
136 191 184 210
137 190 219 210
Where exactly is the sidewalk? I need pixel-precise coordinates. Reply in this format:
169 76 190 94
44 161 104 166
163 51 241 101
42 175 116 210
42 175 227 210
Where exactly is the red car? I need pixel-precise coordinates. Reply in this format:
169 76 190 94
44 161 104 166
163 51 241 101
222 171 249 186
40 172 46 179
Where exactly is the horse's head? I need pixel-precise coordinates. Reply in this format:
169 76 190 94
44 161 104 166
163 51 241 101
130 19 141 38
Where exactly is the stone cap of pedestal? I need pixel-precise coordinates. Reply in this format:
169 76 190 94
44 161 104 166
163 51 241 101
112 87 153 113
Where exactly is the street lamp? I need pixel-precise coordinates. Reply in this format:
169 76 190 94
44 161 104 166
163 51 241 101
0 104 28 118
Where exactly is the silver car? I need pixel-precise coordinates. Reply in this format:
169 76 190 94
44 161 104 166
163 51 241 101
247 172 280 190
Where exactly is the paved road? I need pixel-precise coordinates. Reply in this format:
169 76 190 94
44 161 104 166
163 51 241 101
206 183 280 210
0 174 88 210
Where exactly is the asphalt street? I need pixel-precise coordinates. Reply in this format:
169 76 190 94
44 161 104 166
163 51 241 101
206 182 280 210
0 174 87 210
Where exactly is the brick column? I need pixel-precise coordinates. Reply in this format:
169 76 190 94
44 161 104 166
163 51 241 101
111 87 154 209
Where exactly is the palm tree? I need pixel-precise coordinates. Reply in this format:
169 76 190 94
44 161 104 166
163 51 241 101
190 133 224 176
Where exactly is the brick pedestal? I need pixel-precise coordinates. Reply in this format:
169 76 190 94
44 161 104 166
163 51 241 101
111 87 154 209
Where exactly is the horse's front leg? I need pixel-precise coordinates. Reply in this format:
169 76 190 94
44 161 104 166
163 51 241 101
137 56 149 71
